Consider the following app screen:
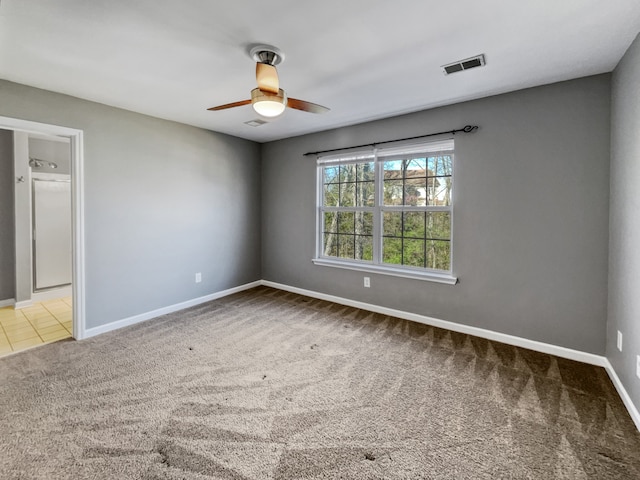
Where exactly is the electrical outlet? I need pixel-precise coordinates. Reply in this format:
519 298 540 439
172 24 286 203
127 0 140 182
617 331 623 351
364 277 370 288
195 272 202 283
636 355 640 380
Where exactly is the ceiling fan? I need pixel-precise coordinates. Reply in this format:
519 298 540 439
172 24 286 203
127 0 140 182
208 45 330 118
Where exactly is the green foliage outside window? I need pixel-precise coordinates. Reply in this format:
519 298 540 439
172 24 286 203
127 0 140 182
382 211 451 270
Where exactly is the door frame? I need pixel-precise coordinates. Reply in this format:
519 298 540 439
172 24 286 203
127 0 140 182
0 116 86 340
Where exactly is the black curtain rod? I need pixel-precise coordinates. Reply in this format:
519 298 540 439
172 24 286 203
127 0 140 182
303 125 479 157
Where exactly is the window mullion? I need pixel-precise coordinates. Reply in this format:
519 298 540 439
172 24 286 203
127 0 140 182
317 167 323 259
323 207 372 213
373 149 382 265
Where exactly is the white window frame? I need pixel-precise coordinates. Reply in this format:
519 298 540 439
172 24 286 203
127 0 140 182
313 139 457 285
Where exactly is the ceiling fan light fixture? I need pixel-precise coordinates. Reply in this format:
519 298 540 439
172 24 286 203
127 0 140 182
251 88 287 117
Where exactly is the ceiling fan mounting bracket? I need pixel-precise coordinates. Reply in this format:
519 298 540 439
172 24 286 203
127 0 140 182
249 44 285 66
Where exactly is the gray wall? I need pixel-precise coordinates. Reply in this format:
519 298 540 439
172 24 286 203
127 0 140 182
13 133 33 303
0 80 261 329
0 129 14 301
608 33 640 412
28 137 71 175
262 74 611 355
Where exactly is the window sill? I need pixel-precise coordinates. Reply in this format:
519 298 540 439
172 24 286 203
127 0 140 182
312 258 458 285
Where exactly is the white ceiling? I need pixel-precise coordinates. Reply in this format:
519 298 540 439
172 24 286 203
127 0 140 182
1 1 639 143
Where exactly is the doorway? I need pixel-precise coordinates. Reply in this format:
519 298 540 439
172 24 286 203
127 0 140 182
32 174 72 292
0 116 85 346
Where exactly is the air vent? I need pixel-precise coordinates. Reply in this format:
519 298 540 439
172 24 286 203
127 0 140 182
244 119 268 127
442 54 486 75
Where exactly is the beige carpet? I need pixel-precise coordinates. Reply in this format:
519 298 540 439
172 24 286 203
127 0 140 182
1 286 639 479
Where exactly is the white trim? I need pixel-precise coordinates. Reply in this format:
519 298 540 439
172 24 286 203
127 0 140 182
0 117 82 137
70 129 86 340
316 142 455 280
83 281 262 339
27 132 70 143
31 285 72 303
0 298 16 308
312 258 458 284
31 172 70 181
603 359 640 431
261 280 606 367
0 116 86 341
14 300 33 309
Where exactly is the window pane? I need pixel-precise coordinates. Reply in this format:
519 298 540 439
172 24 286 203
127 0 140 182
324 212 337 233
403 239 425 267
324 166 339 183
339 182 355 207
425 212 450 240
426 177 452 206
383 180 403 205
403 212 425 239
355 235 373 261
323 183 339 207
383 160 403 179
406 158 427 177
383 237 402 265
356 181 375 207
338 212 354 234
338 235 354 259
429 155 453 176
357 162 375 181
435 177 452 206
339 164 355 182
323 232 338 257
406 158 428 204
383 212 402 237
426 240 450 270
355 211 373 235
404 177 426 206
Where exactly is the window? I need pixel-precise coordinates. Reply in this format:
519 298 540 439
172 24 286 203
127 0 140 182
314 139 456 284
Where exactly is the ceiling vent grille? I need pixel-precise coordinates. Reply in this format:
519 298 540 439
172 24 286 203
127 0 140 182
442 54 486 75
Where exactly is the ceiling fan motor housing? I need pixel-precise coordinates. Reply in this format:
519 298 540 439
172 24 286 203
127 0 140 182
249 45 285 65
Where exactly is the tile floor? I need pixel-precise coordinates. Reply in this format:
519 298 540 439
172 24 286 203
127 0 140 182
0 297 72 357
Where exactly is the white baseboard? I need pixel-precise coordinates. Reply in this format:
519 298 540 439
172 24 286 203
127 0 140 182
0 298 16 308
83 281 262 339
603 359 640 431
12 286 73 310
31 285 72 303
261 280 607 367
14 300 33 309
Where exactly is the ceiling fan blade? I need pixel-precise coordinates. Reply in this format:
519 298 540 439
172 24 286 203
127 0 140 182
256 63 279 94
287 97 330 114
207 99 251 111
